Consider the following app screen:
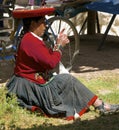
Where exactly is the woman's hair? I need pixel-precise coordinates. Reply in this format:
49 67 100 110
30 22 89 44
18 16 45 46
22 16 45 34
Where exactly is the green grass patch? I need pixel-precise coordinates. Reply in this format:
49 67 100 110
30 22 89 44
78 75 119 103
0 73 119 130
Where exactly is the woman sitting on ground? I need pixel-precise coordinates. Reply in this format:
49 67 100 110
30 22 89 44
6 7 119 121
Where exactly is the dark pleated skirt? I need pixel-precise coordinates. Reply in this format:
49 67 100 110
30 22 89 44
6 74 98 120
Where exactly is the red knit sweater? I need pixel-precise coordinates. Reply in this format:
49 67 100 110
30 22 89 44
14 32 61 84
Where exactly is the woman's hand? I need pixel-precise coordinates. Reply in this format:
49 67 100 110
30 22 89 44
56 29 70 47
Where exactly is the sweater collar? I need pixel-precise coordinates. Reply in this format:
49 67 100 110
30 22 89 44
30 32 43 41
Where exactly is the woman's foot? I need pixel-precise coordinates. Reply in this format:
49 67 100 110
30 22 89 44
94 100 119 115
95 103 119 115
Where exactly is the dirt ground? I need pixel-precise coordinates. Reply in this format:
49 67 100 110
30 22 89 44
71 34 119 79
0 34 119 86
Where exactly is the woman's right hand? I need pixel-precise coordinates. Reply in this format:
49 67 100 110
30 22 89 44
56 29 70 47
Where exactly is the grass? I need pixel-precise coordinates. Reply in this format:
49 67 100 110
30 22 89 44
0 73 119 130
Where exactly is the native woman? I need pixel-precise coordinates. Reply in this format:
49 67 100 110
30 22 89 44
6 7 119 121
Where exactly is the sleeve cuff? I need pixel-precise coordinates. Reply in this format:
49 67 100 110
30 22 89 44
53 44 63 55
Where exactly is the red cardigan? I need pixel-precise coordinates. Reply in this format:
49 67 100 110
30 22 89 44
15 32 61 84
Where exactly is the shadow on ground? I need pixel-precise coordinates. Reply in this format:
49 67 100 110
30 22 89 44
0 60 14 84
17 113 119 130
72 35 119 74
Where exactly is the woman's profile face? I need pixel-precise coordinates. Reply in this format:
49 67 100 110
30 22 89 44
30 18 46 37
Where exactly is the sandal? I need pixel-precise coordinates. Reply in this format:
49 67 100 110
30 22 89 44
95 102 119 115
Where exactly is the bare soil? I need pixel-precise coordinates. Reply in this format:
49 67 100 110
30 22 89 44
0 34 119 86
71 34 119 79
